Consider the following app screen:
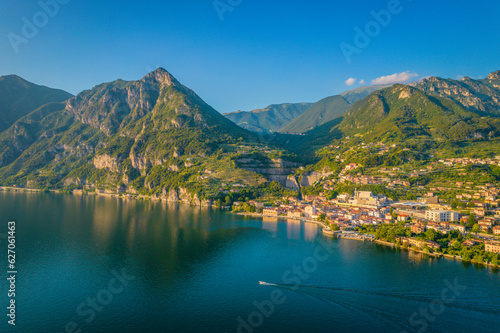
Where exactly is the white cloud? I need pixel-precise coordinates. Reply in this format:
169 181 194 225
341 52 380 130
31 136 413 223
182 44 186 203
345 78 357 86
371 71 418 85
359 79 365 85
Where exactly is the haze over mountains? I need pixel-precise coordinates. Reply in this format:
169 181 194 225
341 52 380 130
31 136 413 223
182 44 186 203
224 85 391 134
223 103 312 133
280 95 351 134
0 68 499 200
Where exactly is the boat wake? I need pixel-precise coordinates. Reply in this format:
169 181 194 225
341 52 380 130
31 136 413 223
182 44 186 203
258 281 277 286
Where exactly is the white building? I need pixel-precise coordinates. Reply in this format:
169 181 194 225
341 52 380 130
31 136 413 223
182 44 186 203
305 205 317 217
425 210 459 222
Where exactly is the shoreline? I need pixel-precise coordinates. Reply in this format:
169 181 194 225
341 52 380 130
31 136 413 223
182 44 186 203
3 188 499 270
0 186 212 207
235 211 500 270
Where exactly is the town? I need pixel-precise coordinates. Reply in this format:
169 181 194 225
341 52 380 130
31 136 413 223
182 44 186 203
231 156 500 268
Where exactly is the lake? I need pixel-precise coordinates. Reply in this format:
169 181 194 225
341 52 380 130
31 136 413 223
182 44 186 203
0 191 499 333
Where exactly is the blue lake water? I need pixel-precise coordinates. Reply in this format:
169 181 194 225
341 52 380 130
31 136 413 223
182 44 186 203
0 191 499 333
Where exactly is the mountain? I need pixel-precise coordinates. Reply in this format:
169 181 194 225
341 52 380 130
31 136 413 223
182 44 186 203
280 95 351 133
340 84 393 104
0 75 73 132
0 68 269 197
411 71 500 116
224 103 312 133
285 84 500 165
338 84 500 143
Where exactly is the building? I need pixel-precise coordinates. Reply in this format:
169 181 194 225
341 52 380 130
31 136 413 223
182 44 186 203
249 201 264 208
411 223 426 234
425 210 459 222
426 241 441 250
485 241 500 254
287 210 303 218
478 222 491 232
398 214 410 222
397 237 425 248
263 208 285 217
350 190 389 208
449 223 466 233
304 205 317 217
493 226 500 235
474 208 486 216
345 163 359 171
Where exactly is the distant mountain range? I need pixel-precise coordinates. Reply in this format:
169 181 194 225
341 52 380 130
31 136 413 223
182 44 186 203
280 95 350 134
224 85 391 135
0 69 499 197
0 75 72 132
339 85 393 104
223 103 312 133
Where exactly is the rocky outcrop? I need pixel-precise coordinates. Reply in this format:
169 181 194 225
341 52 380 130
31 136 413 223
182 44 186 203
487 71 500 81
93 154 121 172
161 187 211 206
286 176 300 191
235 157 300 187
63 177 87 187
300 171 324 187
412 73 500 115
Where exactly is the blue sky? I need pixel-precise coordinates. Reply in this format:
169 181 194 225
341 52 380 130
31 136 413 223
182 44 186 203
1 0 499 113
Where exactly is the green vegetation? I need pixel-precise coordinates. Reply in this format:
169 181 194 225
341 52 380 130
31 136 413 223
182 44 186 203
0 75 72 132
281 95 351 134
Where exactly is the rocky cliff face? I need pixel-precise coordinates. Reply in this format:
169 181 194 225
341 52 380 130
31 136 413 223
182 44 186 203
300 171 324 187
160 187 211 206
0 69 254 195
235 157 300 188
65 68 238 136
411 71 500 115
93 154 122 173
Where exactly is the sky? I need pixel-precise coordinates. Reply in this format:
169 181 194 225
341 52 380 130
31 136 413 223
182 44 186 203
1 0 499 113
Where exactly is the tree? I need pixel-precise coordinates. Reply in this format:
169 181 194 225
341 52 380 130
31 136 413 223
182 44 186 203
491 255 499 266
473 254 484 264
425 229 437 241
472 224 480 235
467 214 477 228
375 226 387 239
225 196 232 206
318 213 326 222
216 199 222 207
452 240 461 249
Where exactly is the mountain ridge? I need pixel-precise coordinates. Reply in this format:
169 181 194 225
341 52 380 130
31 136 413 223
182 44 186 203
280 95 351 133
0 75 73 132
223 102 313 133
